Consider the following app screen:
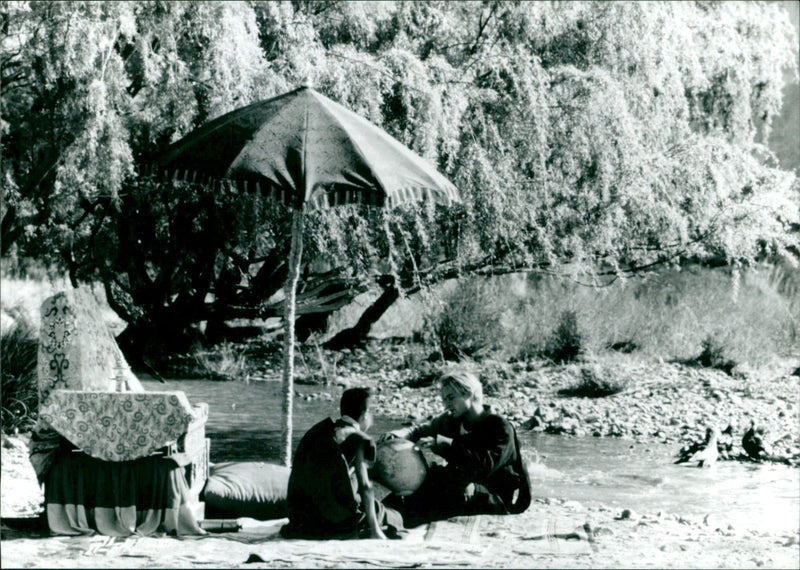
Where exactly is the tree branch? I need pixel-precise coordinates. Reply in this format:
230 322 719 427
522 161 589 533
468 1 499 56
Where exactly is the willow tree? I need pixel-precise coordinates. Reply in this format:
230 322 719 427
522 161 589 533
442 1 799 276
305 0 799 343
3 1 798 353
3 1 276 355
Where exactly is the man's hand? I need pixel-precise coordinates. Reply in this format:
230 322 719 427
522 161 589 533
417 436 435 448
432 434 453 457
377 431 403 444
377 433 395 444
419 434 452 457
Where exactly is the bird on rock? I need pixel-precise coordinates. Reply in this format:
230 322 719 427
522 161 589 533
742 420 771 460
674 426 719 467
716 424 734 460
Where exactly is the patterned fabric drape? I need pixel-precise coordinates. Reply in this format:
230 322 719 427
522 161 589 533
38 391 205 462
37 287 143 402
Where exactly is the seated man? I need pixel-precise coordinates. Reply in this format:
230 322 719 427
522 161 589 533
382 371 531 527
281 387 403 539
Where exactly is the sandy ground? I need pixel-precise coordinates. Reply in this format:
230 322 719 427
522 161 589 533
2 433 799 569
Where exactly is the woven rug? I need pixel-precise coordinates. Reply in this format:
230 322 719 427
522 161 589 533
414 514 596 554
419 515 481 543
2 511 597 568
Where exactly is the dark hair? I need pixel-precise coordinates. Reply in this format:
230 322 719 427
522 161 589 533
340 387 371 420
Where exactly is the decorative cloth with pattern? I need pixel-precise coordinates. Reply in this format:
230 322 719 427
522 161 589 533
37 287 142 402
38 391 206 462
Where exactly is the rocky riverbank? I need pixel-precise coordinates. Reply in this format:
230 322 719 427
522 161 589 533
294 344 800 467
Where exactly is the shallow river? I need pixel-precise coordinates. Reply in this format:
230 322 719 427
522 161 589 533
143 379 799 535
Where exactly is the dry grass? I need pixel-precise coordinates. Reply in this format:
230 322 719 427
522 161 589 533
421 263 798 371
425 276 507 360
2 260 797 386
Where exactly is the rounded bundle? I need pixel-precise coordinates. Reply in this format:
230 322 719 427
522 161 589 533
372 438 428 496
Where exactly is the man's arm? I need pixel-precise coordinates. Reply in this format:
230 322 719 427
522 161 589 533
354 440 386 539
382 413 449 442
442 416 515 479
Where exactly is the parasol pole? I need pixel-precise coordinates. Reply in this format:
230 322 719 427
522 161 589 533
280 207 305 468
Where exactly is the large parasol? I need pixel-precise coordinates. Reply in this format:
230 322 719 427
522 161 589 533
155 85 459 466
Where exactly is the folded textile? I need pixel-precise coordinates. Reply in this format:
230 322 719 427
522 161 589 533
29 425 63 485
45 449 204 537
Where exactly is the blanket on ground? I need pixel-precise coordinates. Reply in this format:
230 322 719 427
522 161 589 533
2 511 596 568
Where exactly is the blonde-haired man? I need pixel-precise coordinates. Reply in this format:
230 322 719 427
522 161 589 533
382 371 530 527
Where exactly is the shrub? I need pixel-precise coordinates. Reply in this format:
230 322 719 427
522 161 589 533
513 276 598 362
426 277 506 361
193 342 250 381
1 308 39 433
542 310 583 363
558 365 627 398
694 334 737 374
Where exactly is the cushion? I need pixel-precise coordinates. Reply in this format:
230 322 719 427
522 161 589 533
202 462 290 520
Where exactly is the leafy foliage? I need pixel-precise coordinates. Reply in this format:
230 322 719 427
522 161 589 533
2 1 798 354
1 307 39 433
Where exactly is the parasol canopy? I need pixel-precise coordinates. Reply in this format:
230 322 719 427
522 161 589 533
154 85 460 467
157 85 459 210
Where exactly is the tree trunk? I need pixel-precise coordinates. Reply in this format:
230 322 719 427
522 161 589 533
1 204 21 257
280 209 304 468
324 279 400 350
246 245 290 305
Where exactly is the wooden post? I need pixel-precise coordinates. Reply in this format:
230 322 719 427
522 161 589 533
280 208 305 468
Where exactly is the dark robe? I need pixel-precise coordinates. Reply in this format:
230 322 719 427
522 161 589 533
281 417 402 539
393 406 531 526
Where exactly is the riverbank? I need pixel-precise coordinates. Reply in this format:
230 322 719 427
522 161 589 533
2 432 798 569
2 349 799 568
293 343 800 467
